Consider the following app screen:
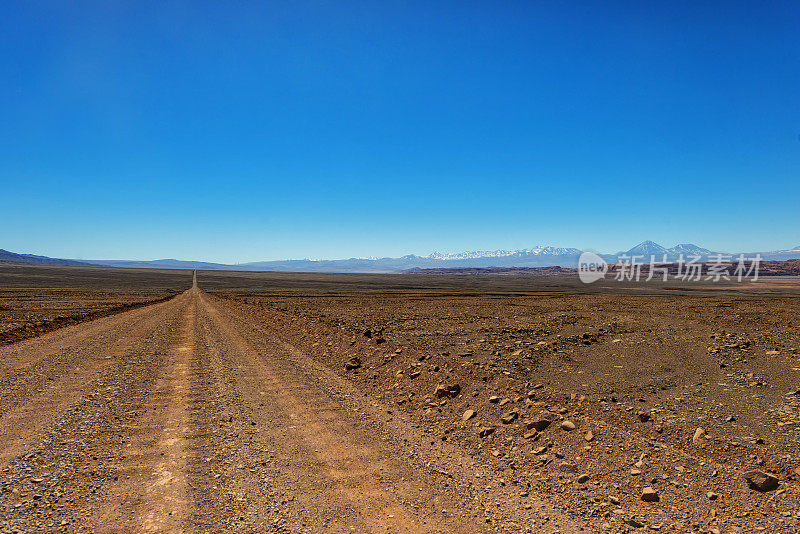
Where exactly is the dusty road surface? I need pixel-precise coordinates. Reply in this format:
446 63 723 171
0 273 577 533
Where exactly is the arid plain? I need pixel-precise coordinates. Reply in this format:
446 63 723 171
1 264 799 533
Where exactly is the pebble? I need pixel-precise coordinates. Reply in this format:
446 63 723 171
500 411 519 424
559 462 578 473
344 357 362 370
692 427 707 445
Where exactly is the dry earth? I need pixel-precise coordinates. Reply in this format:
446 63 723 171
1 265 799 533
0 265 188 344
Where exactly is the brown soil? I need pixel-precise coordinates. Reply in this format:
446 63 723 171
1 265 799 533
0 264 189 344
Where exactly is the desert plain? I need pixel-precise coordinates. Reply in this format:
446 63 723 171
0 263 799 533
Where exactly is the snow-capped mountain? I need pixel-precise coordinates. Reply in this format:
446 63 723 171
426 246 583 260
766 245 800 254
669 243 714 255
427 250 515 260
618 241 716 259
749 245 800 261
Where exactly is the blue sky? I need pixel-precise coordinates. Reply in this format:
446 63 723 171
1 1 798 262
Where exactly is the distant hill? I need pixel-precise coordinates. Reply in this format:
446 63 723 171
605 241 800 263
0 249 94 267
747 245 800 262
757 259 800 276
605 257 800 277
91 259 234 270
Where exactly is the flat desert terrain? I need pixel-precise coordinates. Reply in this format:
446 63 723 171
1 265 799 533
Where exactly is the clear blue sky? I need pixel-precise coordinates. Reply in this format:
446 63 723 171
2 1 798 262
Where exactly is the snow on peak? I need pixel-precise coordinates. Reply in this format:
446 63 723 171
425 246 582 260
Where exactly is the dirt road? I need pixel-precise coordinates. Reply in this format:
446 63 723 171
0 275 576 533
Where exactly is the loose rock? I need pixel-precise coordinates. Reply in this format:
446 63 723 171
478 426 495 438
500 411 519 424
434 384 461 398
641 487 660 502
527 419 551 431
743 470 779 492
559 462 578 473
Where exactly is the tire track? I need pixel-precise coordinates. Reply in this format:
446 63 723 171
0 292 191 467
94 289 196 533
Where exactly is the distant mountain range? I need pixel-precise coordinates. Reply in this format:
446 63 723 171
0 249 93 267
2 242 799 273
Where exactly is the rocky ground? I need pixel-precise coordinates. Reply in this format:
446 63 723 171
0 265 798 532
210 274 800 533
